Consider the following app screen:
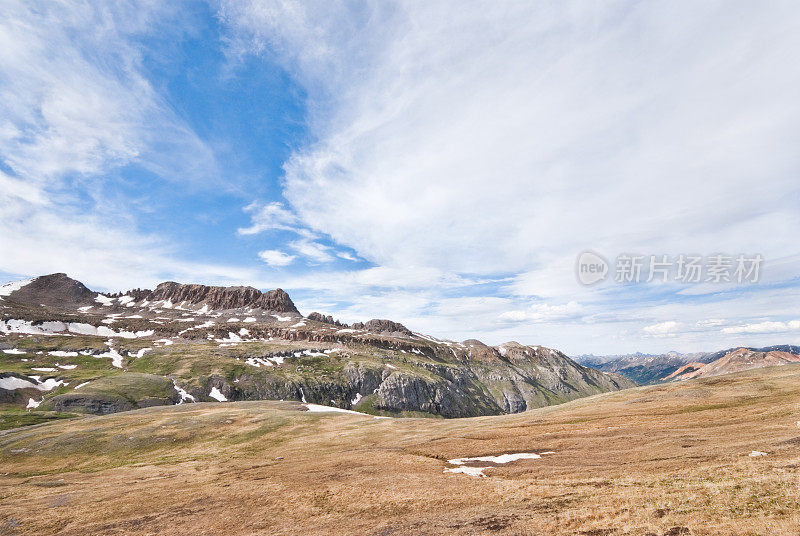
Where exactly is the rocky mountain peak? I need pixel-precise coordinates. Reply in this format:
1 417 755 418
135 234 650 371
3 273 96 307
150 282 299 313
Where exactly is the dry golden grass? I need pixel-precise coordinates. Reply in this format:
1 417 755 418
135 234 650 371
3 365 800 535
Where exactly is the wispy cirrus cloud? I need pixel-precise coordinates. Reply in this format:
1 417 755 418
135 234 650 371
216 1 800 352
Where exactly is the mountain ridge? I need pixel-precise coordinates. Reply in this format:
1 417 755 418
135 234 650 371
0 274 634 423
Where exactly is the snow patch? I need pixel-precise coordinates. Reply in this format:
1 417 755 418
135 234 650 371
0 278 33 297
95 295 114 306
95 342 126 368
208 387 228 402
48 351 79 357
749 451 768 457
3 349 26 355
26 397 42 409
443 466 488 477
1 319 66 335
173 380 195 404
0 376 64 391
303 403 368 415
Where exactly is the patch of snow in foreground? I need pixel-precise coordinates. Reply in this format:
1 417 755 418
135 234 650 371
749 451 768 457
385 363 397 369
3 349 26 355
26 397 42 409
448 452 543 465
351 392 362 405
443 466 489 477
443 452 552 477
272 314 292 322
208 387 228 402
31 367 57 372
73 381 90 390
243 317 256 323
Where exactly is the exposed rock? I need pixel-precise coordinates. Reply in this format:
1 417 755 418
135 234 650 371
352 319 412 336
307 312 343 326
6 273 96 308
149 282 299 313
43 374 180 415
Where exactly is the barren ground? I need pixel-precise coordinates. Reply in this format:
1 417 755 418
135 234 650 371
3 365 800 535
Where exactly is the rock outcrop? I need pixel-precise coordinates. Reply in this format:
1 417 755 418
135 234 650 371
307 312 343 326
148 282 299 313
352 319 412 336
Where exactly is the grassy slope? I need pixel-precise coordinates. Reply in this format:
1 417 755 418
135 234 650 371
2 365 800 535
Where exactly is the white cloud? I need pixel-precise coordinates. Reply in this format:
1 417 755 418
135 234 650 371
722 320 800 335
238 201 300 235
258 249 296 267
288 239 334 263
643 321 680 336
499 301 582 323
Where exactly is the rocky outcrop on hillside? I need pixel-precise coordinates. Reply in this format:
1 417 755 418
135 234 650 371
352 319 412 336
149 282 299 312
307 312 343 326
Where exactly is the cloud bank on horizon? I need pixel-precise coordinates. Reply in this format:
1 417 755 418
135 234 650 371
1 0 799 354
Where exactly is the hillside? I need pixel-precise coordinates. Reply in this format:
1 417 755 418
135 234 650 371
0 274 633 426
2 365 800 535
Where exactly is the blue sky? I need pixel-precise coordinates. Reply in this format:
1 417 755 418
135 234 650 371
1 1 799 354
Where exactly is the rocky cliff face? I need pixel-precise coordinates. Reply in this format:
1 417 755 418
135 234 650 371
149 282 299 312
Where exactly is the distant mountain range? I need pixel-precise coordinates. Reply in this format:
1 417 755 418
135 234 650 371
0 274 633 425
575 344 800 385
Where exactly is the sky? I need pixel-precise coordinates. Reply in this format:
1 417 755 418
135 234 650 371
1 0 799 355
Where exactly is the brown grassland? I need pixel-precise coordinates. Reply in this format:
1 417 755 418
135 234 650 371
3 365 800 535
